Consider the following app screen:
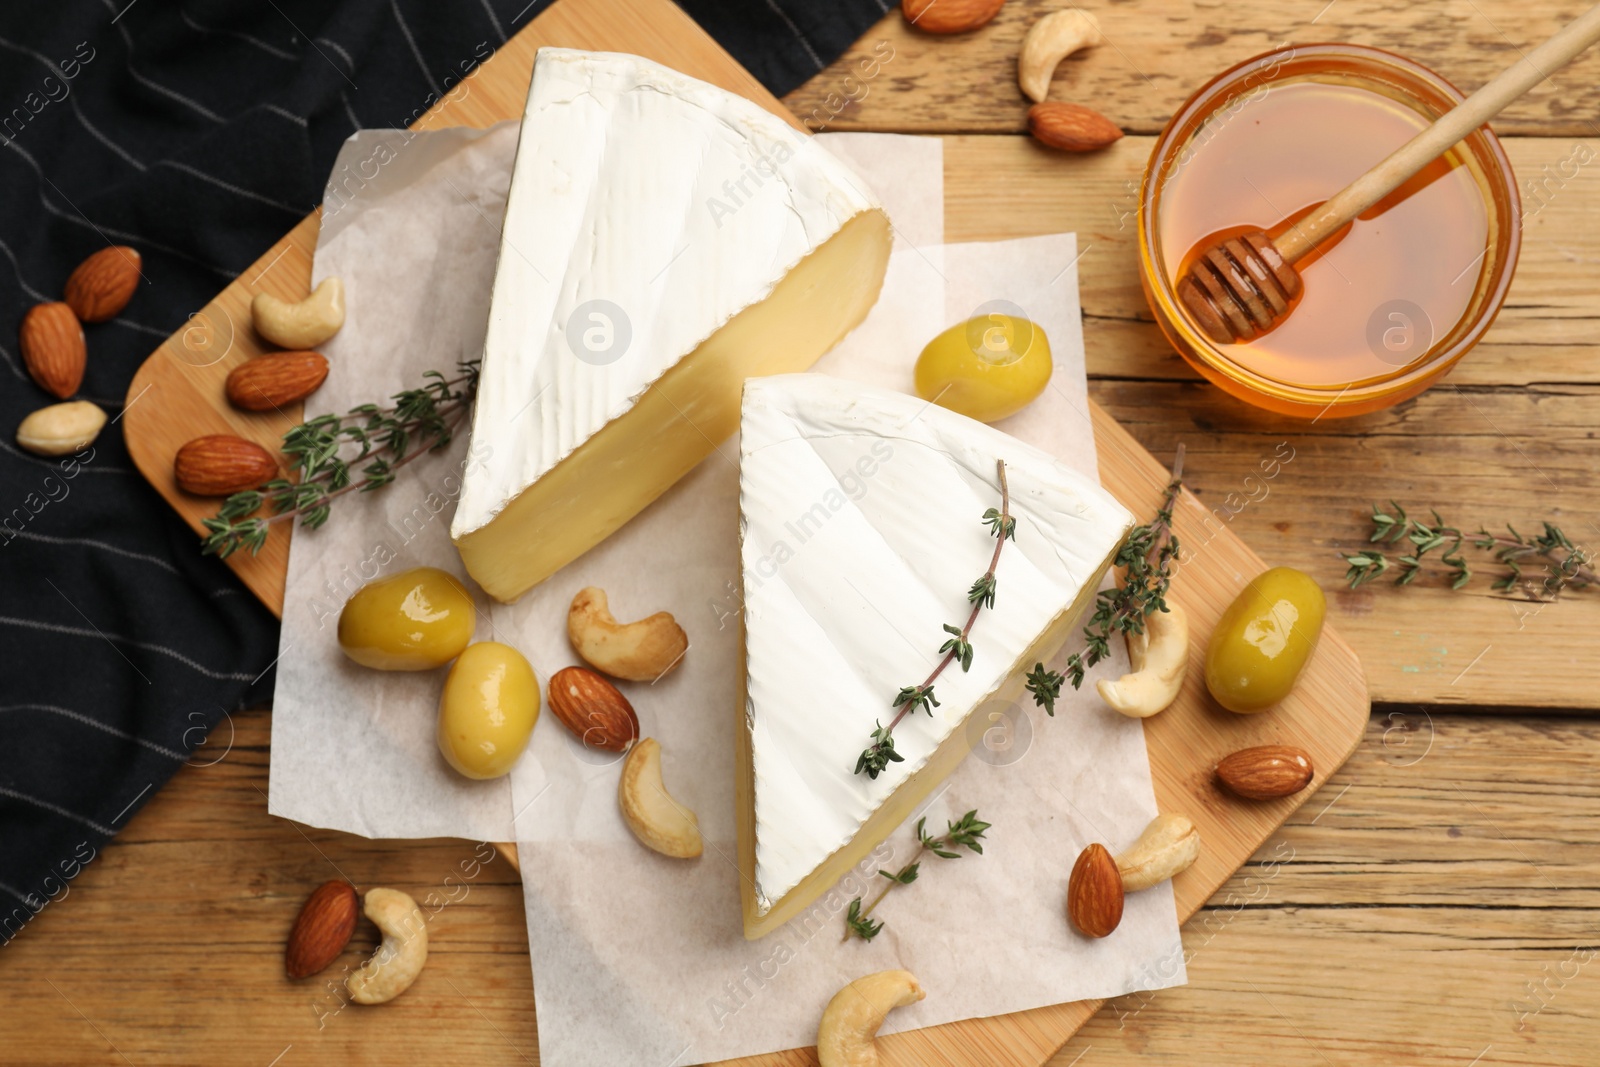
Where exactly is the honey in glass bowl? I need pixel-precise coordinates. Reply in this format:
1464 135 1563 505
1138 45 1522 418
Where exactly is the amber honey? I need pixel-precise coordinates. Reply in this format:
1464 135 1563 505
1139 45 1521 417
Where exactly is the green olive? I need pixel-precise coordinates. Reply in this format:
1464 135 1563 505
1205 566 1326 714
914 314 1052 423
338 566 475 671
437 642 540 780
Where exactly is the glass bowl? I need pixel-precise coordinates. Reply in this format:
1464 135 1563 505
1137 44 1522 418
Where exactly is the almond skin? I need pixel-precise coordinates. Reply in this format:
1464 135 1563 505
174 434 278 496
20 302 86 399
285 880 359 979
1215 744 1315 800
1067 842 1124 938
902 0 1005 33
64 246 141 323
225 350 329 412
547 666 640 752
1027 102 1124 152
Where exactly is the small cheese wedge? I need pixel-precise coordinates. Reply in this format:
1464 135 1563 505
452 49 891 602
735 375 1133 938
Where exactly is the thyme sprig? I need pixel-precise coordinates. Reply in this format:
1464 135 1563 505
200 360 480 558
844 810 990 942
1343 502 1594 599
855 461 1014 779
1025 444 1185 712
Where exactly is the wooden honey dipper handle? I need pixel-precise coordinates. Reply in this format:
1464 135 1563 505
1277 3 1600 263
1179 2 1600 345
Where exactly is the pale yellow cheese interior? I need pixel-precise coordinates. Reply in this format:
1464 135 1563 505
735 540 1119 939
455 210 892 602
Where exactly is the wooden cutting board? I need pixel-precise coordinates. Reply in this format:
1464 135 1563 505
122 0 1369 1064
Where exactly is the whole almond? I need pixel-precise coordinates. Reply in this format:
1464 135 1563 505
1027 102 1123 152
285 880 359 979
225 350 329 412
174 434 278 496
547 666 640 752
1216 744 1315 800
16 401 106 457
20 302 86 399
64 246 141 323
1067 842 1124 938
902 0 1004 34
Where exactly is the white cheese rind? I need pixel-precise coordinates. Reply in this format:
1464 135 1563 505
452 49 886 592
737 374 1133 926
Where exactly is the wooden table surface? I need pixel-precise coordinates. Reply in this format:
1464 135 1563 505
7 2 1600 1064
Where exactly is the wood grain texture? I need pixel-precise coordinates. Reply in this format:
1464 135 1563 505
7 711 1595 1067
931 133 1600 707
781 0 1600 137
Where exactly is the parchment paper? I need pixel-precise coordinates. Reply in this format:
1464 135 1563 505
269 128 1185 1066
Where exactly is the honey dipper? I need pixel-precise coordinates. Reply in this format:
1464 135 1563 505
1178 3 1600 344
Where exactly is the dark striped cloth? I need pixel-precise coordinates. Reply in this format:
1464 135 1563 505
0 0 886 945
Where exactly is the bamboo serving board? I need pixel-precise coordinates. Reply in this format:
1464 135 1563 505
123 0 1370 1064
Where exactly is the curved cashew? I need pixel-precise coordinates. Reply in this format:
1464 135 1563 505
1018 10 1104 104
817 969 925 1067
619 738 703 858
1096 603 1188 718
253 276 345 349
568 586 688 681
345 888 428 1005
1115 812 1200 892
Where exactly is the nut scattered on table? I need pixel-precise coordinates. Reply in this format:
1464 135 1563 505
1215 744 1315 800
346 887 428 1005
1018 9 1103 103
1027 101 1123 152
64 246 141 323
173 434 278 497
20 301 86 399
902 0 1005 34
816 968 925 1067
16 401 106 457
1066 842 1124 938
1115 812 1200 892
548 665 640 752
1097 602 1189 718
252 276 345 349
567 586 688 681
224 349 330 411
618 737 702 858
285 879 358 979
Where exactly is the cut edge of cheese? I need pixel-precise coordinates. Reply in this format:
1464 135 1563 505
455 209 891 601
732 375 1131 940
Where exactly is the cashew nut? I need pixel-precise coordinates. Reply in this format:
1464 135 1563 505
1115 812 1200 892
1096 602 1188 718
345 888 428 1005
1018 9 1104 103
252 276 345 349
817 969 925 1067
618 738 703 858
568 586 688 681
16 400 105 456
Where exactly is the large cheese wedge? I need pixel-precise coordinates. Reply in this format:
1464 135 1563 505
452 49 891 602
735 375 1133 938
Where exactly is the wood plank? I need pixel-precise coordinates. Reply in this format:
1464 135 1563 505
942 135 1600 388
7 711 1595 1066
782 0 1600 138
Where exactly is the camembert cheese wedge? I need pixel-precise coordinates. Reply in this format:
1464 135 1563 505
735 375 1133 938
452 49 891 602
